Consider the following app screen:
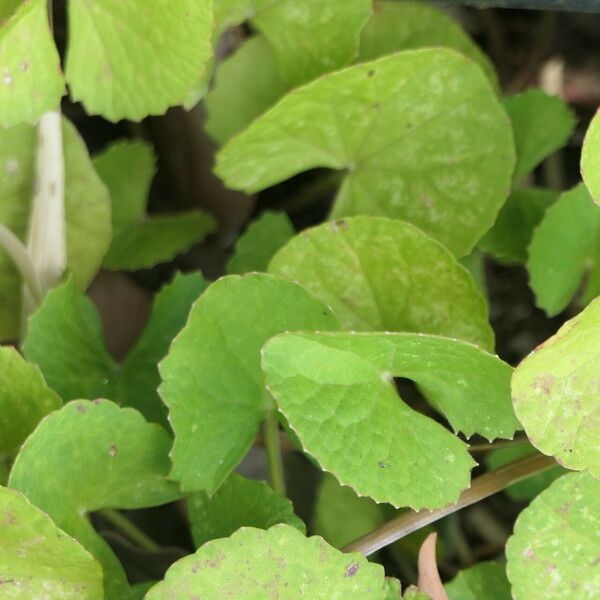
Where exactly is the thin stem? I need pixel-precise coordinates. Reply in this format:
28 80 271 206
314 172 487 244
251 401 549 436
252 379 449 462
264 410 286 496
98 509 160 552
0 223 42 305
343 452 556 556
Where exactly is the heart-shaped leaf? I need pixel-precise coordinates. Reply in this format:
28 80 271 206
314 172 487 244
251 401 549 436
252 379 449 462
582 110 600 204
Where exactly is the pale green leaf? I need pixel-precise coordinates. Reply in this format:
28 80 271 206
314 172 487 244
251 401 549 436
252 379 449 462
506 472 600 600
158 273 339 493
65 0 213 122
445 561 511 600
262 332 483 509
216 49 514 257
359 0 497 87
313 473 385 549
9 400 181 600
511 297 600 476
189 472 305 547
0 118 111 341
270 217 494 350
386 578 402 599
145 525 388 599
0 346 61 456
227 211 294 275
479 187 558 265
0 486 103 599
582 110 600 204
527 184 600 316
504 89 576 183
403 587 432 600
0 0 64 127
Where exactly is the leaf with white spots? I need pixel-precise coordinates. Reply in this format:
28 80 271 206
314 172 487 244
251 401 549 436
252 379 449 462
9 400 181 600
506 472 600 600
270 217 494 350
215 49 515 257
0 485 103 599
511 297 600 476
0 0 64 127
144 525 389 599
581 110 600 205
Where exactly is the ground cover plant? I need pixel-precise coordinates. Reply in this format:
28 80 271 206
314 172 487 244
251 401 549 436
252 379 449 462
0 0 599 598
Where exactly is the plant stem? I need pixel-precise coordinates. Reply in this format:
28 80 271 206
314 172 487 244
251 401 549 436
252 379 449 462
98 509 160 552
343 452 556 556
264 410 286 496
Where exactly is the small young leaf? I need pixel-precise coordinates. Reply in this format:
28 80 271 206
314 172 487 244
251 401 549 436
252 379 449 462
582 110 600 204
478 187 558 265
512 297 600 476
263 332 480 509
9 400 181 600
506 472 600 600
189 472 305 548
445 562 511 600
0 346 61 457
65 0 213 121
215 49 515 257
403 586 433 600
0 0 64 127
0 486 103 599
159 273 339 494
0 118 111 341
270 217 494 350
145 525 389 599
227 211 295 275
527 184 600 316
504 89 576 183
359 0 497 87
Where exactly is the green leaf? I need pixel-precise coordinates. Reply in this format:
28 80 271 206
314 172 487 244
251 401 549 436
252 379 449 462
506 472 600 600
94 139 216 271
22 278 118 401
0 0 64 127
189 472 305 548
445 561 511 600
9 400 181 600
262 332 483 509
159 273 339 494
478 187 558 265
582 110 600 204
64 0 213 122
270 217 494 350
215 49 515 257
216 0 371 86
118 272 209 425
504 89 576 183
485 442 564 502
227 211 295 275
145 524 388 599
0 346 61 456
359 0 497 87
313 473 385 549
0 485 103 599
403 587 432 600
0 118 111 341
512 297 600 476
527 184 600 316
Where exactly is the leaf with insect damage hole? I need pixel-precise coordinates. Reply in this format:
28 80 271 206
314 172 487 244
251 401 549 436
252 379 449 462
262 331 487 509
159 273 339 494
145 524 389 599
188 472 305 548
0 118 111 341
445 562 511 600
0 485 103 599
506 472 600 600
270 217 494 350
582 110 600 205
0 0 64 127
9 400 181 600
511 297 600 476
215 49 514 257
65 0 213 122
